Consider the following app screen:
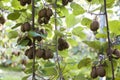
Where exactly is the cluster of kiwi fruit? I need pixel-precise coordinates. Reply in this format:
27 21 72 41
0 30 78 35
91 64 106 79
90 19 99 32
38 8 53 24
58 37 69 51
21 22 31 32
18 0 31 6
0 16 5 25
36 48 53 60
34 28 47 42
25 47 53 60
62 0 73 6
106 48 120 59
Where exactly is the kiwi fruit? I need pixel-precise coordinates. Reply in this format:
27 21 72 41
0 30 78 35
38 17 44 24
58 37 69 51
26 0 31 4
36 49 44 58
38 8 47 18
96 65 106 77
21 22 31 32
23 22 31 31
26 47 35 59
68 0 73 2
0 16 5 24
90 66 98 78
90 20 99 31
113 49 120 58
62 0 68 6
46 8 53 17
44 17 50 24
20 0 26 6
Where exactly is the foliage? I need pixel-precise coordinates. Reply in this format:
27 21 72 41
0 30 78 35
0 0 120 80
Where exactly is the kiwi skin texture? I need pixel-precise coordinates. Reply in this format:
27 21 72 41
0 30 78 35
91 66 98 79
0 16 5 24
90 20 99 31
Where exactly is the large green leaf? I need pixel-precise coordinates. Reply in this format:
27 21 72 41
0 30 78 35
41 67 57 76
7 12 20 20
11 0 22 9
66 14 78 27
109 20 120 35
95 33 107 38
78 58 92 69
72 27 86 39
60 6 69 16
8 30 18 39
70 2 85 15
83 41 101 50
81 17 92 28
12 23 22 29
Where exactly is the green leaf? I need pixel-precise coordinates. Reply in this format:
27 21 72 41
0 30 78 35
67 38 78 46
109 20 120 35
41 67 57 76
8 30 18 39
70 2 85 15
54 30 64 37
81 17 92 27
11 0 22 9
83 41 101 50
78 58 92 69
28 31 46 38
59 49 69 57
60 6 69 16
96 33 107 38
72 27 86 39
44 62 55 67
7 12 20 20
66 14 78 27
22 75 30 80
12 23 22 29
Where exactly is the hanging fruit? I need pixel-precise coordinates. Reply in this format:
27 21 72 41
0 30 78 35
0 16 5 24
90 66 98 78
90 20 99 31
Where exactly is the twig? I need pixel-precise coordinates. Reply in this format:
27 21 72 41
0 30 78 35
103 0 114 80
87 11 105 15
54 0 63 80
31 0 36 80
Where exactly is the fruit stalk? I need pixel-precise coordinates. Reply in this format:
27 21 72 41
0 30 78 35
31 0 36 80
54 0 63 79
103 0 114 80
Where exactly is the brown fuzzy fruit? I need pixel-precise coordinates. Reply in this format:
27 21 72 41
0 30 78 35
62 0 68 6
21 25 25 32
96 65 106 77
0 16 5 24
68 0 73 2
23 22 31 31
90 66 98 78
46 8 53 17
44 17 50 24
38 8 47 18
26 47 34 59
90 20 99 31
58 37 69 51
36 49 44 58
21 59 27 65
113 49 120 58
20 0 26 6
26 0 31 4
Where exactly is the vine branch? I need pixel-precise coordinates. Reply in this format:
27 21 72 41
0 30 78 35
104 0 114 80
54 0 63 80
31 0 36 80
